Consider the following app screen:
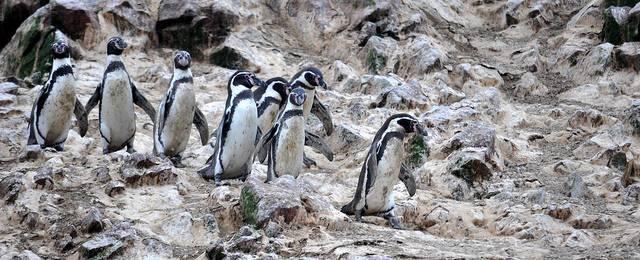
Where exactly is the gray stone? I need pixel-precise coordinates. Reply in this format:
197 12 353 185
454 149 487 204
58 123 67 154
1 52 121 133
82 208 104 233
563 173 592 199
226 226 263 253
397 35 445 76
441 121 496 156
360 36 398 75
569 215 613 229
93 166 111 183
105 181 125 197
447 148 493 187
623 183 640 205
0 174 23 203
240 175 305 228
33 167 53 189
372 80 429 109
0 82 18 94
614 42 640 71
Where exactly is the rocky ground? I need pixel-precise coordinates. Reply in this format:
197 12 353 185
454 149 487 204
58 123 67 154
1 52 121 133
2 0 640 259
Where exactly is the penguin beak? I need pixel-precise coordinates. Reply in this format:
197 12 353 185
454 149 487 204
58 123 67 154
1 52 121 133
253 76 265 88
415 123 428 137
317 77 328 90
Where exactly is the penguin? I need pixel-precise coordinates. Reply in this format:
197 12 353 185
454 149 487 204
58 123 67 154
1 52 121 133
254 77 289 136
199 71 262 185
289 67 335 166
258 87 307 182
153 51 209 167
85 36 156 154
340 113 427 229
27 40 88 151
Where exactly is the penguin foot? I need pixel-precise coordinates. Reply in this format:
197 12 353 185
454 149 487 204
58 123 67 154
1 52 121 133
126 147 137 154
215 181 231 187
170 156 185 168
43 147 59 153
303 155 317 168
387 217 404 230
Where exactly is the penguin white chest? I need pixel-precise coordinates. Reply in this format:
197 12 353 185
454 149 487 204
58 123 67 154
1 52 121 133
221 99 258 175
100 70 135 146
365 138 404 214
259 104 280 133
38 74 76 144
274 116 305 177
160 86 196 155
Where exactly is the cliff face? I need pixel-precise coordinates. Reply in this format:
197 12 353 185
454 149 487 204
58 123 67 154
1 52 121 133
1 0 640 258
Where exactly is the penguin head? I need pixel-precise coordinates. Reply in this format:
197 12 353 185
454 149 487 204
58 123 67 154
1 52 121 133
230 71 262 89
289 87 307 106
51 41 70 59
292 67 327 90
266 77 289 101
107 36 127 55
174 51 192 70
393 114 428 137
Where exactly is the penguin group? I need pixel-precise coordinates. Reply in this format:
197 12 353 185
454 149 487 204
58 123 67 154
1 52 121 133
27 36 429 229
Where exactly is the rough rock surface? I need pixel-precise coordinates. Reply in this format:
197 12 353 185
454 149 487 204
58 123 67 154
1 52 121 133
1 0 640 258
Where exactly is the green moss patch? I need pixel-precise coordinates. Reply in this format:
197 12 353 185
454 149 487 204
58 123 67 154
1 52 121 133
240 186 259 226
366 49 386 75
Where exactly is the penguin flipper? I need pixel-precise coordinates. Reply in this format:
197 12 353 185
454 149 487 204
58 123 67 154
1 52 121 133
310 94 333 136
193 106 209 145
304 130 334 161
27 94 39 146
131 83 156 124
85 83 102 115
74 98 88 137
257 124 277 164
399 164 416 197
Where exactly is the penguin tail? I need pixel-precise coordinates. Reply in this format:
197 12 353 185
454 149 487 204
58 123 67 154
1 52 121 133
340 201 354 215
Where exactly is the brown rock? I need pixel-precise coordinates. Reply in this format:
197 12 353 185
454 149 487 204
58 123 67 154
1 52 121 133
105 181 125 197
81 208 104 233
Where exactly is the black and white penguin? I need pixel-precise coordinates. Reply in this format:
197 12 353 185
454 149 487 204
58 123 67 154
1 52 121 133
254 77 289 135
153 51 209 167
340 113 427 229
259 87 307 182
85 36 156 154
199 71 262 185
27 40 88 151
289 67 334 166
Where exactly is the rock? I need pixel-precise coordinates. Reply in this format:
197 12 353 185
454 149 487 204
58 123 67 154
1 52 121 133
563 173 592 199
371 79 429 109
20 211 40 230
0 92 16 106
422 105 480 128
568 109 612 133
447 148 493 193
54 235 74 252
101 0 155 35
570 215 613 229
573 44 614 82
0 0 46 50
431 79 465 105
547 203 572 220
156 0 239 60
226 226 263 253
514 72 548 98
601 5 640 45
0 82 19 94
49 0 98 41
623 183 640 205
563 230 596 248
357 21 377 46
0 174 24 204
359 74 403 95
240 176 305 228
451 64 504 95
419 206 449 229
264 221 282 238
82 208 104 233
160 212 193 239
524 189 546 205
396 34 445 76
623 158 640 187
2 250 44 260
105 181 125 196
33 167 53 189
613 42 640 71
93 166 111 183
440 121 496 157
360 36 398 75
327 124 367 154
206 240 227 260
208 46 253 70
120 154 177 187
330 60 360 92
627 99 640 136
79 222 136 259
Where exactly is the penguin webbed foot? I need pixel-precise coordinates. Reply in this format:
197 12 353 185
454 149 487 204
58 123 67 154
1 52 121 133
382 212 404 230
170 155 185 168
303 154 317 168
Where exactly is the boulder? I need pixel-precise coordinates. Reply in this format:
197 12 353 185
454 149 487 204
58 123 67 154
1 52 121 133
547 203 573 220
371 79 429 109
0 82 19 94
563 173 592 199
119 154 177 187
240 175 306 228
101 0 154 35
0 0 46 50
326 124 367 154
623 183 640 204
623 158 640 187
439 121 497 157
514 72 548 98
156 0 239 60
569 215 613 229
601 4 640 44
396 35 445 77
105 180 125 197
330 60 360 93
422 105 480 128
613 42 640 71
359 74 403 95
451 64 504 95
360 36 398 75
627 99 640 135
